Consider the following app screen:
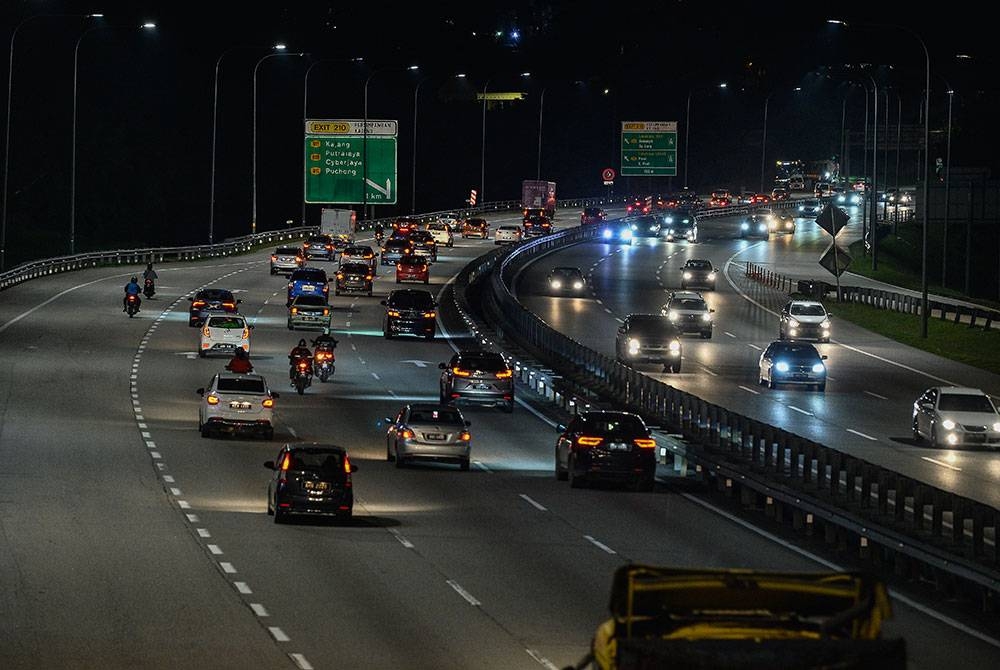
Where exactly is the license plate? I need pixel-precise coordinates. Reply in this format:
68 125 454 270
304 481 328 491
426 433 445 440
474 383 491 390
302 284 315 291
230 401 251 410
608 442 630 451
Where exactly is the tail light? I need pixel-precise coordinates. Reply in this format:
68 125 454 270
400 429 415 439
423 311 436 318
128 295 138 302
297 361 309 371
192 300 205 308
206 394 220 405
322 308 329 316
452 367 471 377
202 325 211 337
290 307 298 315
315 351 333 361
387 310 400 317
365 274 373 280
634 438 656 449
242 327 250 339
280 453 291 471
576 436 603 447
262 398 274 408
343 454 352 474
495 369 513 379
458 431 471 441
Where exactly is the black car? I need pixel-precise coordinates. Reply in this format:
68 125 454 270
758 341 828 391
555 411 656 491
581 207 607 225
188 288 241 327
662 208 697 242
382 289 436 340
302 234 336 261
629 214 661 238
615 314 682 372
739 213 771 239
264 443 358 524
439 350 514 413
381 238 413 265
680 259 717 290
547 266 586 293
335 262 374 296
522 215 553 237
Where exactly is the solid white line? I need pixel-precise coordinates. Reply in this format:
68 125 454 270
269 627 290 642
234 581 252 594
137 422 146 429
474 461 491 472
701 366 718 377
738 385 760 395
371 372 380 380
289 653 314 670
446 579 482 606
141 431 151 438
150 451 162 460
865 391 889 400
287 427 298 438
921 456 963 472
135 414 143 421
197 528 210 538
207 544 223 555
519 494 548 511
388 528 415 549
583 535 617 555
145 441 155 448
220 562 236 574
747 343 762 351
525 648 560 670
787 405 813 416
847 428 878 441
250 603 269 617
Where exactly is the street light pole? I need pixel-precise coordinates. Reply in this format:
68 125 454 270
536 87 546 180
760 93 771 194
412 76 429 213
363 65 417 220
480 77 492 204
942 87 954 287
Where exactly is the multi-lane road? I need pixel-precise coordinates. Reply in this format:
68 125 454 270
1 208 998 669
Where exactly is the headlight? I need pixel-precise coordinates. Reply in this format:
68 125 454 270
627 338 640 354
668 340 681 352
572 281 583 289
812 363 825 373
775 361 790 372
701 312 711 322
620 229 633 240
941 419 956 430
683 272 692 279
992 422 1000 432
665 216 674 224
551 280 562 288
788 319 800 328
630 223 638 231
708 272 716 280
798 205 805 211
602 228 612 239
741 222 749 230
649 225 658 231
667 310 679 321
820 319 831 329
758 224 767 232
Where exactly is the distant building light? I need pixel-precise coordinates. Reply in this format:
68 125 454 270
956 53 973 59
456 73 467 78
274 43 287 50
141 22 156 29
510 30 520 40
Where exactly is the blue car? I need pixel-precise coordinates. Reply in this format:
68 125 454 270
286 268 329 306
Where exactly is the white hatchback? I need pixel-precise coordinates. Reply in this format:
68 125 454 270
199 313 251 358
197 372 277 439
425 222 454 247
494 225 523 245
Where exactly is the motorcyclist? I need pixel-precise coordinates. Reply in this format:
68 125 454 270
288 338 313 384
374 223 385 244
123 275 142 311
142 262 158 283
311 329 339 352
225 348 253 374
142 262 158 297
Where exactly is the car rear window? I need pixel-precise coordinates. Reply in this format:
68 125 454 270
276 247 300 255
308 236 331 243
408 408 464 424
291 269 327 281
584 207 601 215
578 414 647 437
199 289 233 301
341 263 369 273
399 256 427 266
208 316 245 329
457 353 508 372
388 291 434 308
938 394 997 413
466 219 487 226
287 449 345 475
217 378 265 393
293 295 327 306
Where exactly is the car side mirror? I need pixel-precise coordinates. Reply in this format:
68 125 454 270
821 355 828 360
187 296 194 301
196 388 204 395
438 362 447 369
271 391 280 399
465 420 472 427
264 460 276 470
350 464 359 473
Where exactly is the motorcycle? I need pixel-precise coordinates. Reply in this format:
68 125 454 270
313 348 335 382
292 359 313 395
374 230 385 245
125 293 141 317
143 278 156 298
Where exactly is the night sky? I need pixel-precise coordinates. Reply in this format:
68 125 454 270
0 1 993 266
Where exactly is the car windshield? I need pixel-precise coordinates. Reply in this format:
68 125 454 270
772 344 819 360
673 299 707 311
291 270 326 281
790 304 827 316
287 449 346 475
276 247 300 255
938 394 997 414
686 261 712 270
293 296 327 307
199 289 233 301
628 316 675 335
389 291 434 308
341 263 369 273
456 353 508 372
308 236 330 243
408 407 464 424
578 414 647 437
399 256 426 266
217 377 265 394
207 316 245 329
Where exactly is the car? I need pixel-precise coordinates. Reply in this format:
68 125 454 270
392 217 421 235
334 262 374 296
629 215 661 238
438 212 463 232
439 350 514 412
287 295 331 331
836 190 865 206
329 232 353 250
815 182 833 199
738 191 756 205
270 246 304 275
679 259 717 290
407 230 438 261
381 237 413 265
788 176 805 190
462 218 490 239
187 288 241 327
339 244 377 270
779 300 831 342
912 387 1000 448
599 219 635 244
758 341 827 391
264 443 357 523
739 213 771 239
554 411 656 490
662 209 697 242
769 211 797 235
522 215 552 237
196 372 276 439
395 255 430 284
302 234 336 261
547 266 586 293
798 198 823 216
286 268 329 305
385 404 472 470
708 190 731 207
625 197 651 216
381 289 436 339
424 221 454 247
751 193 771 204
662 291 714 339
615 314 683 372
581 207 607 225
199 313 251 357
494 225 523 245
771 187 789 201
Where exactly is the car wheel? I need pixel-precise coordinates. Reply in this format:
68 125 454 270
270 268 276 275
395 278 401 284
816 383 826 393
424 333 434 341
700 331 712 339
502 401 513 414
767 377 776 389
930 424 939 449
635 473 655 492
667 361 681 373
424 278 429 285
680 283 687 289
912 418 923 443
263 427 274 440
459 458 470 472
394 444 406 468
198 350 206 358
386 442 395 462
287 323 293 330
555 449 568 481
383 330 392 339
273 507 287 524
335 289 341 296
200 424 211 438
568 455 587 489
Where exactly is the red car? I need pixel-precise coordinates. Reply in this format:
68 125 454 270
625 197 652 216
395 255 429 284
751 193 771 204
708 190 731 207
392 217 420 235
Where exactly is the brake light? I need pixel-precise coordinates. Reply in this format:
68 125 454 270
290 307 298 315
223 302 235 309
298 361 309 370
452 367 471 377
634 438 656 449
315 351 332 361
262 397 274 408
280 453 291 471
576 436 603 447
495 369 513 379
458 431 471 441
242 327 249 339
192 300 205 308
202 325 211 337
343 454 351 474
271 255 277 261
400 429 415 439
206 394 220 405
387 310 400 317
322 308 329 316
423 311 436 318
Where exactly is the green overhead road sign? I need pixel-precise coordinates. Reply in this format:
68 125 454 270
620 121 677 176
304 119 398 204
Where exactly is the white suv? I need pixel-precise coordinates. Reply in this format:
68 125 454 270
425 222 454 247
661 291 714 339
197 372 277 439
494 225 523 245
199 314 251 358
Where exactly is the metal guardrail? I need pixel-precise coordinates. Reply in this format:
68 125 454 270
0 196 628 292
453 218 1000 609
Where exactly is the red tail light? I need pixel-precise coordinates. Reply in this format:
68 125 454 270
495 369 513 379
458 431 471 441
192 300 205 308
343 454 351 474
223 302 235 309
634 438 656 449
297 361 309 370
576 436 603 447
396 263 403 270
326 244 333 250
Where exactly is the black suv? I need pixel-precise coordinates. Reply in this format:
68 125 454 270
264 443 358 524
187 288 241 327
335 262 374 296
680 259 717 290
381 289 437 340
615 314 683 372
439 350 514 413
555 411 656 490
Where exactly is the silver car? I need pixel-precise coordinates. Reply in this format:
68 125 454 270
494 225 523 245
197 372 277 439
913 387 1000 448
439 350 514 413
287 295 331 331
385 404 472 470
270 246 304 275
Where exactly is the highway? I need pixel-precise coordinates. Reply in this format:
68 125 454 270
0 209 999 668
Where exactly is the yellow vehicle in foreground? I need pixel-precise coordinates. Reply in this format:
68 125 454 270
571 564 905 670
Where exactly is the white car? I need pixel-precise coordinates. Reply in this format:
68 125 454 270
197 372 277 439
199 313 251 358
494 225 522 245
661 291 714 339
779 300 831 342
425 222 454 247
913 387 1000 448
438 213 462 232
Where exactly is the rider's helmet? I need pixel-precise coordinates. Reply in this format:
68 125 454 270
298 338 307 347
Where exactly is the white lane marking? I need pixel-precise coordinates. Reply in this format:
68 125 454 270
197 528 210 538
269 627 290 642
474 461 491 472
135 415 143 421
680 491 1000 650
583 535 617 554
186 514 199 523
865 391 888 400
922 456 963 472
787 405 813 416
176 499 190 509
162 475 174 483
525 649 560 670
289 653 314 670
371 372 381 380
519 494 548 511
220 562 237 574
351 343 358 351
170 488 182 496
701 366 718 377
345 321 351 327
287 427 298 438
847 428 878 441
137 422 146 429
150 451 162 460
207 544 223 555
738 385 760 395
250 603 269 617
140 431 151 438
595 299 603 304
388 528 415 549
145 441 156 448
234 581 252 594
446 579 482 606
604 307 613 314
747 343 762 351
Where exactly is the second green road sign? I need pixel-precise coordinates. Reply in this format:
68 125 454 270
304 119 398 204
620 121 677 176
